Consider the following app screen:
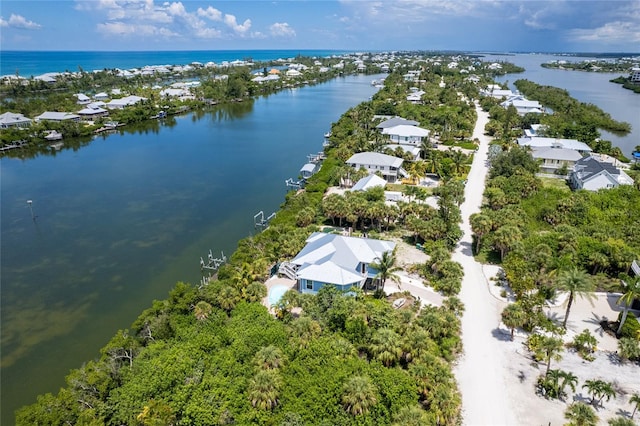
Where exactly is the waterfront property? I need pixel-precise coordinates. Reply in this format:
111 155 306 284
382 124 431 146
500 95 544 115
569 155 634 191
105 95 146 109
375 116 419 130
35 111 81 122
346 151 406 183
0 112 32 128
280 232 396 294
517 136 593 155
531 145 583 174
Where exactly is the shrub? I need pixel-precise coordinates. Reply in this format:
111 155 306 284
617 312 640 340
571 329 597 361
618 337 640 362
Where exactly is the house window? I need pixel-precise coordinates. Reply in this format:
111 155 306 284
305 280 313 290
361 263 366 274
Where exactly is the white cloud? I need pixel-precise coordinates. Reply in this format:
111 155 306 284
97 21 178 37
224 14 251 35
270 22 296 38
568 21 640 44
0 14 42 30
197 6 222 22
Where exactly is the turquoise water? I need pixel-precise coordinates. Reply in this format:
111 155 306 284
268 284 292 306
0 49 353 77
0 73 383 423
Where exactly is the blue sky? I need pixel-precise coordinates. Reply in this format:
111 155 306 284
1 1 639 52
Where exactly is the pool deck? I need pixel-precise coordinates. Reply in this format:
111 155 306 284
262 276 297 313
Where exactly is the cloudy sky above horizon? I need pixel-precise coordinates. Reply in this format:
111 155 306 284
1 0 639 52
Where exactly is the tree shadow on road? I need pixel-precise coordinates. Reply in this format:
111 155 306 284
491 327 512 342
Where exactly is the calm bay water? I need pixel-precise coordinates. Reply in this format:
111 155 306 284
484 53 640 156
0 74 383 423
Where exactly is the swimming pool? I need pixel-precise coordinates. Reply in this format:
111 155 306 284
268 284 292 306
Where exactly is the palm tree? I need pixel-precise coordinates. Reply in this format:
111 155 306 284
616 278 640 335
555 267 595 329
470 213 492 253
370 328 403 366
501 303 526 341
537 335 564 375
392 405 430 426
559 370 579 399
248 370 281 410
253 345 285 370
607 417 636 426
588 251 609 274
342 376 377 416
582 379 616 408
629 392 640 419
370 250 402 292
564 402 598 426
492 225 522 261
193 301 213 322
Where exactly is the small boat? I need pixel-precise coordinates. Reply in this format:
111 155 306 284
392 298 406 309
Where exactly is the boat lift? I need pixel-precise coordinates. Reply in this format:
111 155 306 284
285 178 304 190
254 210 276 230
200 249 227 271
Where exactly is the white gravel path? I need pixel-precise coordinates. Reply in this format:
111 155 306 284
452 103 518 425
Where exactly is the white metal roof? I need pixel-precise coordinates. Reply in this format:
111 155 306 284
382 124 430 138
347 152 404 168
291 232 395 286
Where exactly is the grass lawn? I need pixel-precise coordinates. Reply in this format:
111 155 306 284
539 176 571 191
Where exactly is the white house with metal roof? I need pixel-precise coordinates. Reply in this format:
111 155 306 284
0 112 32 128
382 124 430 146
517 137 592 155
35 111 81 122
346 152 406 183
350 174 387 192
375 116 419 130
283 232 396 294
531 146 583 174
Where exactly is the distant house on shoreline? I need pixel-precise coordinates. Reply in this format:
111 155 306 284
0 112 32 128
346 152 406 183
35 111 81 123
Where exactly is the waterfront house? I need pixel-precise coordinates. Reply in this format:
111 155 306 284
524 124 548 138
630 67 640 83
375 116 419 130
531 145 583 174
346 152 406 183
517 137 592 155
500 95 544 115
77 106 109 120
35 111 81 122
569 156 634 191
282 232 396 294
0 112 32 128
382 124 430 146
105 95 146 110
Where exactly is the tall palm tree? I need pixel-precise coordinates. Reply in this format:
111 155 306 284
616 278 640 335
470 213 492 253
493 225 522 261
629 392 640 419
391 405 430 426
538 335 564 375
582 379 616 408
556 267 596 328
370 250 402 292
564 402 598 426
342 376 377 416
248 370 281 410
501 303 526 341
